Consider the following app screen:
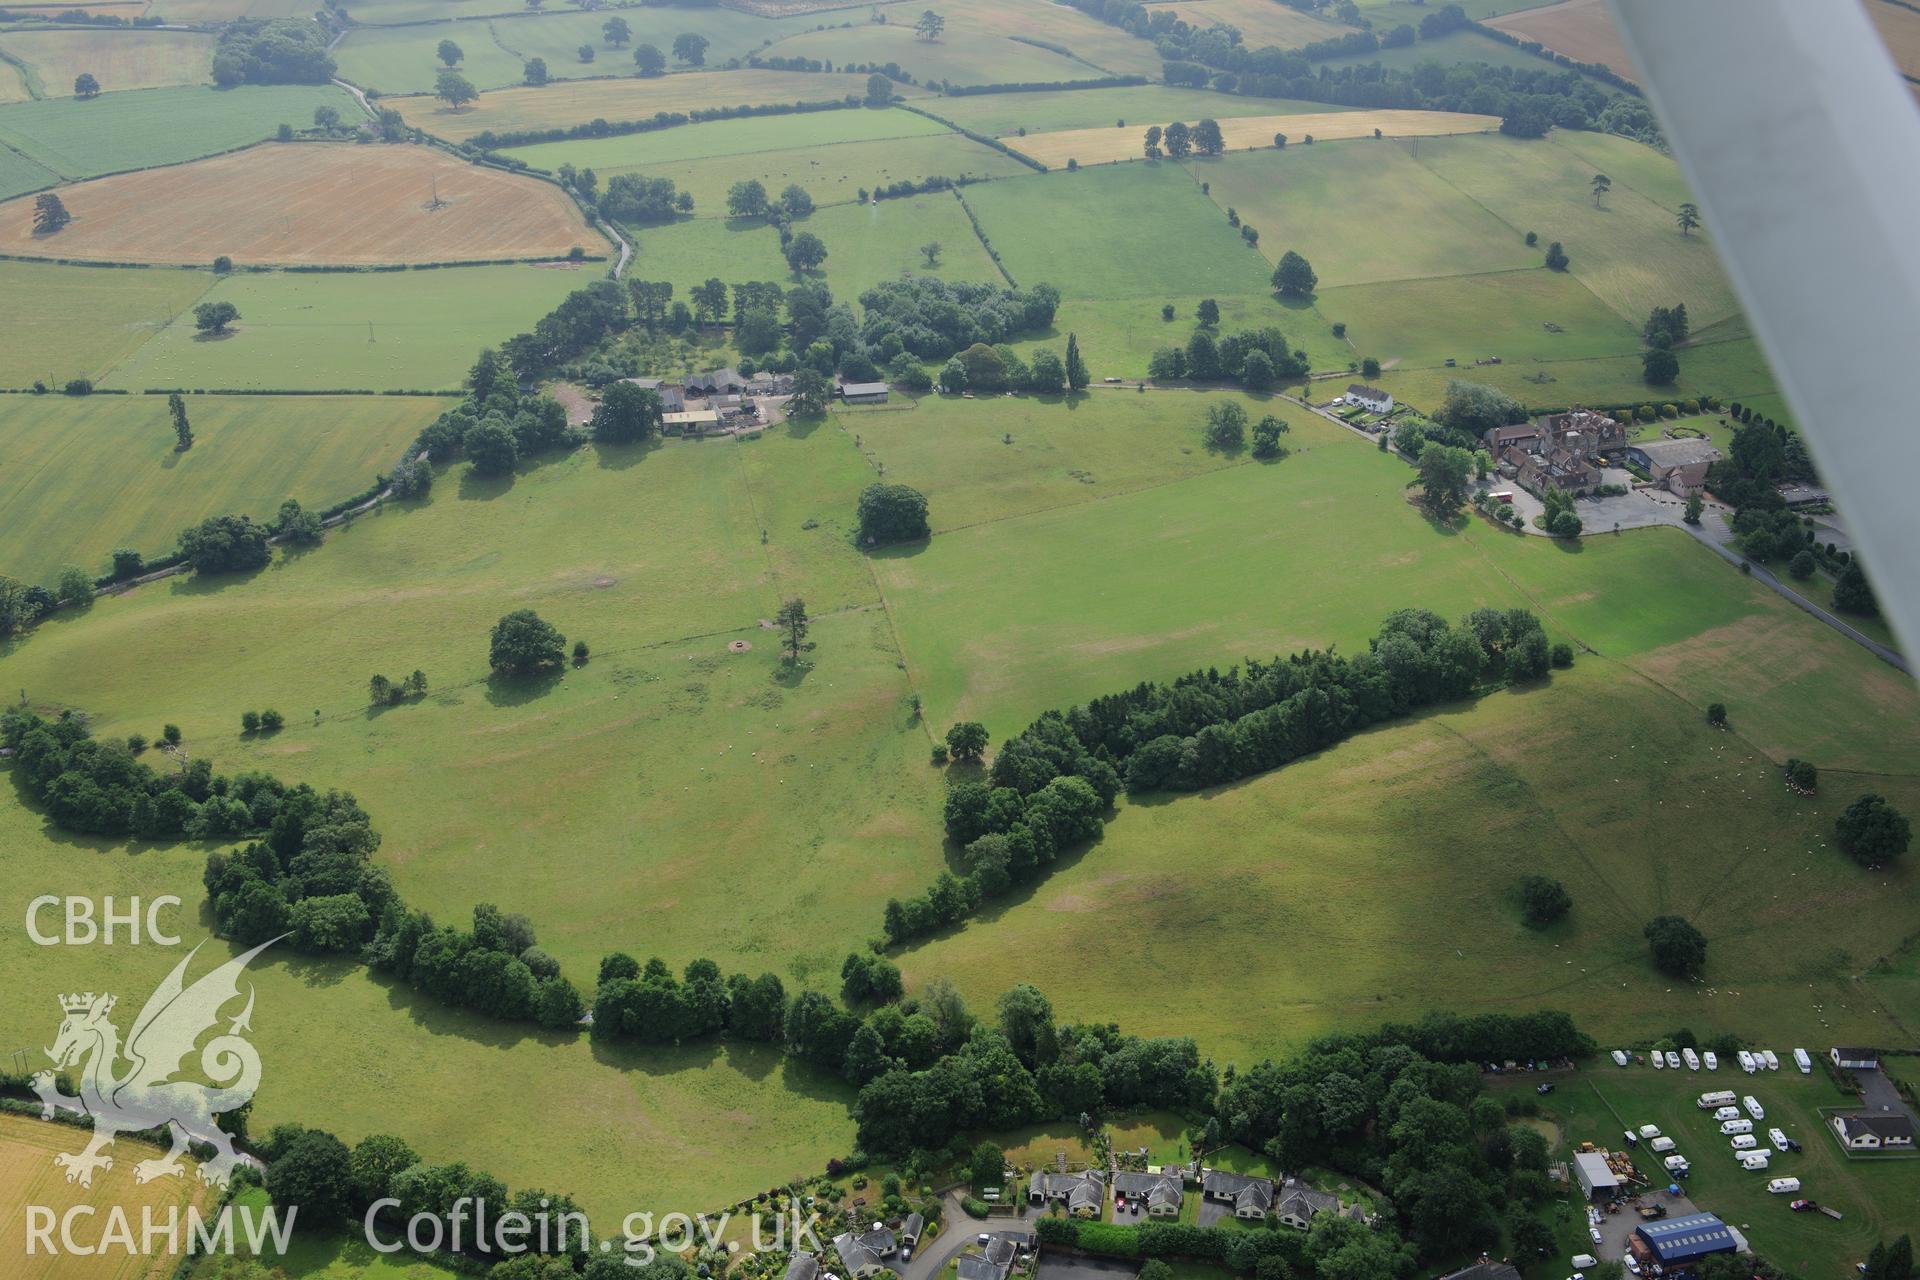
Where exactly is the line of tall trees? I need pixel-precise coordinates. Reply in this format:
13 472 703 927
885 607 1561 944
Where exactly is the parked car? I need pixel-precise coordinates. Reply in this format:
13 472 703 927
1537 1082 1555 1094
1590 1227 1604 1246
1625 1256 1642 1274
1790 1199 1815 1212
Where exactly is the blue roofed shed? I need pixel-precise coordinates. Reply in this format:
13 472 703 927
1635 1213 1738 1265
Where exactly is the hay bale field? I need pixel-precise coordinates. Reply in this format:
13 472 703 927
1485 0 1638 81
0 28 215 98
390 70 903 143
0 143 599 265
1007 107 1500 166
0 1111 214 1280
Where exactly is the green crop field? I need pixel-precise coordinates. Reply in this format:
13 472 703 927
808 192 1005 296
0 259 211 386
1003 290 1350 379
1191 140 1540 288
754 23 1090 88
1319 24 1597 76
390 70 905 144
0 393 450 582
504 106 952 173
924 0 1167 78
964 165 1274 299
0 138 58 197
336 6 809 95
0 28 215 97
97 264 593 392
1494 1069 1920 1278
0 83 358 179
920 85 1348 137
622 214 790 289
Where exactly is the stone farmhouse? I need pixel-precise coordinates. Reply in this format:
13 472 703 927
1487 408 1626 498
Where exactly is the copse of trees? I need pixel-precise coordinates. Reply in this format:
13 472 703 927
1836 794 1910 868
856 483 930 546
213 18 335 86
888 608 1562 943
858 277 1060 361
1644 914 1707 978
1518 874 1571 926
180 513 271 575
1147 324 1309 389
489 609 567 676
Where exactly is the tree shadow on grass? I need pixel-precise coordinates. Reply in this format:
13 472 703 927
1552 533 1587 554
591 438 658 471
165 562 268 597
369 968 575 1052
484 667 565 707
769 657 812 690
864 536 930 562
458 466 514 501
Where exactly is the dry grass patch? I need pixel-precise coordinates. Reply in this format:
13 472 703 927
1144 0 1351 50
0 143 598 265
393 71 914 143
0 28 214 97
1008 108 1498 166
1485 0 1637 81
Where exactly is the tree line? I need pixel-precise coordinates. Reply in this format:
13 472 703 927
884 607 1562 945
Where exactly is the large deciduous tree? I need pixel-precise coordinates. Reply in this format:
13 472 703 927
856 483 930 545
489 610 566 676
1418 444 1474 513
1836 794 1910 867
1644 915 1707 978
1271 249 1317 298
590 380 662 444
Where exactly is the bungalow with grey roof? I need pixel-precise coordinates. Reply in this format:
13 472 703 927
784 1255 821 1280
1201 1169 1274 1219
1112 1171 1183 1216
1029 1168 1105 1216
832 1226 895 1279
1832 1112 1916 1150
1273 1178 1340 1231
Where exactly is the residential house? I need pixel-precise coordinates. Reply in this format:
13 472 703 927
1273 1178 1339 1231
1028 1168 1105 1216
1628 438 1723 491
1200 1170 1274 1219
1508 443 1600 497
982 1236 1018 1275
901 1213 924 1250
1438 1265 1523 1280
1345 384 1392 413
1482 423 1543 454
831 1226 895 1279
1832 1047 1879 1070
957 1261 1000 1280
841 381 890 405
784 1255 821 1280
625 377 685 411
688 368 745 396
1112 1171 1184 1217
1832 1112 1916 1150
1540 408 1626 455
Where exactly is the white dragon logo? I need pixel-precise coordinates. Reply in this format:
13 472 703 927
31 938 276 1190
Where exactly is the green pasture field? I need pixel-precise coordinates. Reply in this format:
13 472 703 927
98 264 592 392
808 192 1005 296
1144 0 1351 52
643 133 1033 215
1318 24 1592 76
0 83 358 179
1001 292 1348 379
1496 1068 1920 1278
622 215 790 290
0 808 860 1225
503 105 950 172
0 259 211 386
0 27 214 97
1191 140 1539 288
0 423 937 983
0 138 56 198
1545 128 1698 212
1317 266 1641 371
1408 132 1740 326
151 0 310 20
0 393 450 582
920 85 1346 137
964 165 1273 299
754 23 1089 88
336 6 807 95
389 70 905 144
204 1188 464 1280
1374 333 1779 417
926 0 1167 79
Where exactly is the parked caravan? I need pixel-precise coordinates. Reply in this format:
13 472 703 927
1698 1091 1737 1109
1666 1051 1683 1069
1640 1124 1662 1138
1731 1135 1758 1151
1721 1119 1753 1135
1794 1048 1812 1073
1703 1051 1719 1070
1745 1096 1766 1119
1683 1048 1701 1070
1738 1051 1757 1072
1652 1049 1665 1070
1769 1128 1790 1151
1762 1050 1780 1070
1768 1178 1802 1194
1650 1136 1677 1153
1741 1151 1772 1170
1713 1107 1741 1122
1612 1050 1630 1067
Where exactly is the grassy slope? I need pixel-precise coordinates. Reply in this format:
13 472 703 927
0 393 451 582
97 264 593 392
0 84 357 178
754 24 1089 88
622 215 790 291
1002 291 1350 381
1317 267 1642 370
964 165 1274 300
0 259 212 386
809 192 1005 297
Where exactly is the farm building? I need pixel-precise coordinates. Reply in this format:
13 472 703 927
1631 1213 1741 1270
1112 1170 1184 1216
841 381 890 404
749 370 795 395
1572 1151 1621 1201
1028 1168 1105 1216
625 377 686 412
1832 1112 1916 1150
1201 1169 1275 1219
687 368 745 395
1273 1177 1340 1230
663 409 722 435
1629 437 1723 486
1780 484 1830 507
1346 383 1392 412
832 1225 896 1278
1483 423 1543 453
901 1212 923 1248
1832 1046 1879 1070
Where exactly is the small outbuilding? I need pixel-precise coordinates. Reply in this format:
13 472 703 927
1832 1046 1879 1070
841 381 890 404
1572 1151 1620 1201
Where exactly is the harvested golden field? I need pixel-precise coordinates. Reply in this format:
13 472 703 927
1008 108 1500 166
0 1111 215 1280
0 28 214 97
0 143 599 264
1485 0 1637 81
393 70 919 143
1145 0 1350 51
1866 0 1920 79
